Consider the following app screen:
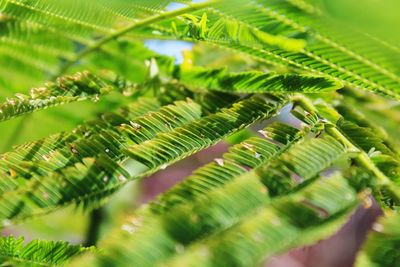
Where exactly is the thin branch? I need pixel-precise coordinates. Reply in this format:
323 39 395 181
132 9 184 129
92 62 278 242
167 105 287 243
84 207 105 246
56 0 218 76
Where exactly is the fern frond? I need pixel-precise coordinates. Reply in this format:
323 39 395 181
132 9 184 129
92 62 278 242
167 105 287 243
123 95 284 170
158 137 346 243
0 96 203 219
0 71 114 122
258 136 346 196
178 66 342 93
0 235 92 266
151 121 303 214
203 15 306 52
0 93 284 222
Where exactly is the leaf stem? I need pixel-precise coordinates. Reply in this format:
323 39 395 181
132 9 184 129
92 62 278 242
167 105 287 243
84 207 105 246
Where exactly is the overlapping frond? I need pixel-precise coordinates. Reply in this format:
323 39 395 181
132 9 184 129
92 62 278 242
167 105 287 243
1 0 400 99
210 0 400 99
291 95 400 207
340 88 400 146
81 133 354 266
131 0 400 99
0 83 285 222
0 235 92 266
69 86 400 266
0 0 211 92
74 107 356 266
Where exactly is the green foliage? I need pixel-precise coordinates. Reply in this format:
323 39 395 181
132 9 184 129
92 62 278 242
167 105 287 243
0 236 91 266
355 213 400 267
0 0 399 266
0 71 114 122
178 66 342 93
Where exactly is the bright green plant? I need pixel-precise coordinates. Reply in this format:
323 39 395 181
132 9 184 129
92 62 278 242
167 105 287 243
0 0 399 266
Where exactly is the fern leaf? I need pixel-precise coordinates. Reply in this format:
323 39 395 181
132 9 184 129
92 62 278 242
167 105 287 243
0 97 203 219
259 135 346 196
178 66 342 93
2 0 400 99
0 71 113 122
0 94 284 222
0 235 92 266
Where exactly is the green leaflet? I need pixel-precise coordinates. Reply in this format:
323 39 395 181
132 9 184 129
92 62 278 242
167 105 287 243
161 137 346 243
0 98 160 169
0 71 113 122
0 90 234 179
338 120 399 165
355 213 400 267
123 95 285 170
163 173 357 267
178 66 342 93
0 235 92 266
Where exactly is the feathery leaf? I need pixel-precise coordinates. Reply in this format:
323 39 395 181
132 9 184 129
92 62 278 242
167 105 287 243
0 71 113 122
0 235 92 266
178 66 342 93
